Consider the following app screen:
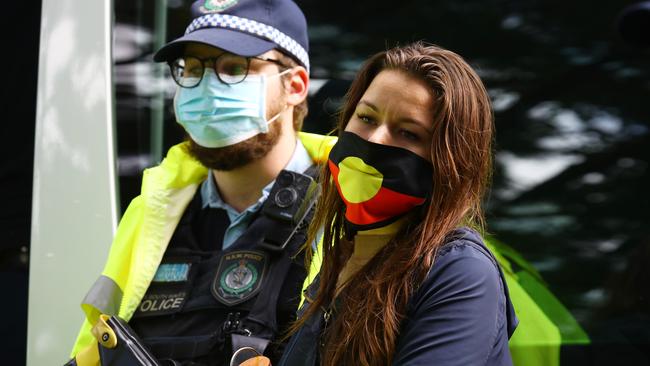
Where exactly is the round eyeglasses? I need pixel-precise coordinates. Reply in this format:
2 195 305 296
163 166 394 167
168 53 288 88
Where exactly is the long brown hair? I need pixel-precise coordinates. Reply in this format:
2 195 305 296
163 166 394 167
292 42 494 366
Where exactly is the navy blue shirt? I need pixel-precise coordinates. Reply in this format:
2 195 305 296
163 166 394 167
279 227 518 366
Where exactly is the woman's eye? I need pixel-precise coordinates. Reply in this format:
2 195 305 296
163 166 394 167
400 129 419 141
357 114 375 124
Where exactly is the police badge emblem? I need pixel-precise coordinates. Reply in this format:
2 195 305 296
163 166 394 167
212 250 268 306
200 0 238 13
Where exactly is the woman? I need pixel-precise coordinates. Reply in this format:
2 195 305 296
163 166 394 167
279 42 518 366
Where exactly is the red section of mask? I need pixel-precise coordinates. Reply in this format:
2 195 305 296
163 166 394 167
328 160 425 226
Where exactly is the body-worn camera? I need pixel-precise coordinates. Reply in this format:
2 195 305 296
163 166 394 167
263 169 319 224
259 169 320 251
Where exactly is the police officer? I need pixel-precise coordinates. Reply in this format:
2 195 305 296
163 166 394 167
69 0 336 364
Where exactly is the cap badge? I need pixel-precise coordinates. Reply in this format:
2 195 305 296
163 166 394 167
201 0 238 13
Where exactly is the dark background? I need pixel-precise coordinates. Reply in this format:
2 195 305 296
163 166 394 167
1 2 41 365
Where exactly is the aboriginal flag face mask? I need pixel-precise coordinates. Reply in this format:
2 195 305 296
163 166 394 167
328 131 434 232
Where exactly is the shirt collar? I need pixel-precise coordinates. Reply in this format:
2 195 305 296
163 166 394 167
200 138 313 212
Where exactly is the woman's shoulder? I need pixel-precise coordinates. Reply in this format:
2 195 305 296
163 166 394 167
417 227 502 300
435 227 498 269
395 227 517 365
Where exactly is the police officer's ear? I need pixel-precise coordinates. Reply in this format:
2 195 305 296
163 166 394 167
284 66 309 107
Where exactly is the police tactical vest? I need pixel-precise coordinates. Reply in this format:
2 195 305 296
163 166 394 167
129 167 319 365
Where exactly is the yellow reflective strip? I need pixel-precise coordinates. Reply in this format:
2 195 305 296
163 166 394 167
81 275 123 325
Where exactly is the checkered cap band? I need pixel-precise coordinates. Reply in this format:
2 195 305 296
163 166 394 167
186 13 310 71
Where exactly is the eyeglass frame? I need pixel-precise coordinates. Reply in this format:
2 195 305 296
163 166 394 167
167 52 291 88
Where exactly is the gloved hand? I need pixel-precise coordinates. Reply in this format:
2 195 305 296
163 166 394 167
239 356 271 366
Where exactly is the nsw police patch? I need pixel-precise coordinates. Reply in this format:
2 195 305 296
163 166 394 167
212 250 268 306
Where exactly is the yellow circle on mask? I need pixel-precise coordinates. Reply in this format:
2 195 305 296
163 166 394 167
338 157 383 203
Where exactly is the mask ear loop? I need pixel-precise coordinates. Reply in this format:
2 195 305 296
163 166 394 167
264 104 290 126
265 67 294 81
263 67 295 125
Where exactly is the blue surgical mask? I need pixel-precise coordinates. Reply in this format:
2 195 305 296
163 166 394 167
173 69 289 148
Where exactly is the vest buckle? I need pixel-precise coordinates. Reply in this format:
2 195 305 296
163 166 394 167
223 312 252 336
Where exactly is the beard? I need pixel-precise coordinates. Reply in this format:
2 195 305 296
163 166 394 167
185 98 285 171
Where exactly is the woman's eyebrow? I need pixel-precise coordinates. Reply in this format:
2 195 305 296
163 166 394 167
358 100 379 111
358 100 432 133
